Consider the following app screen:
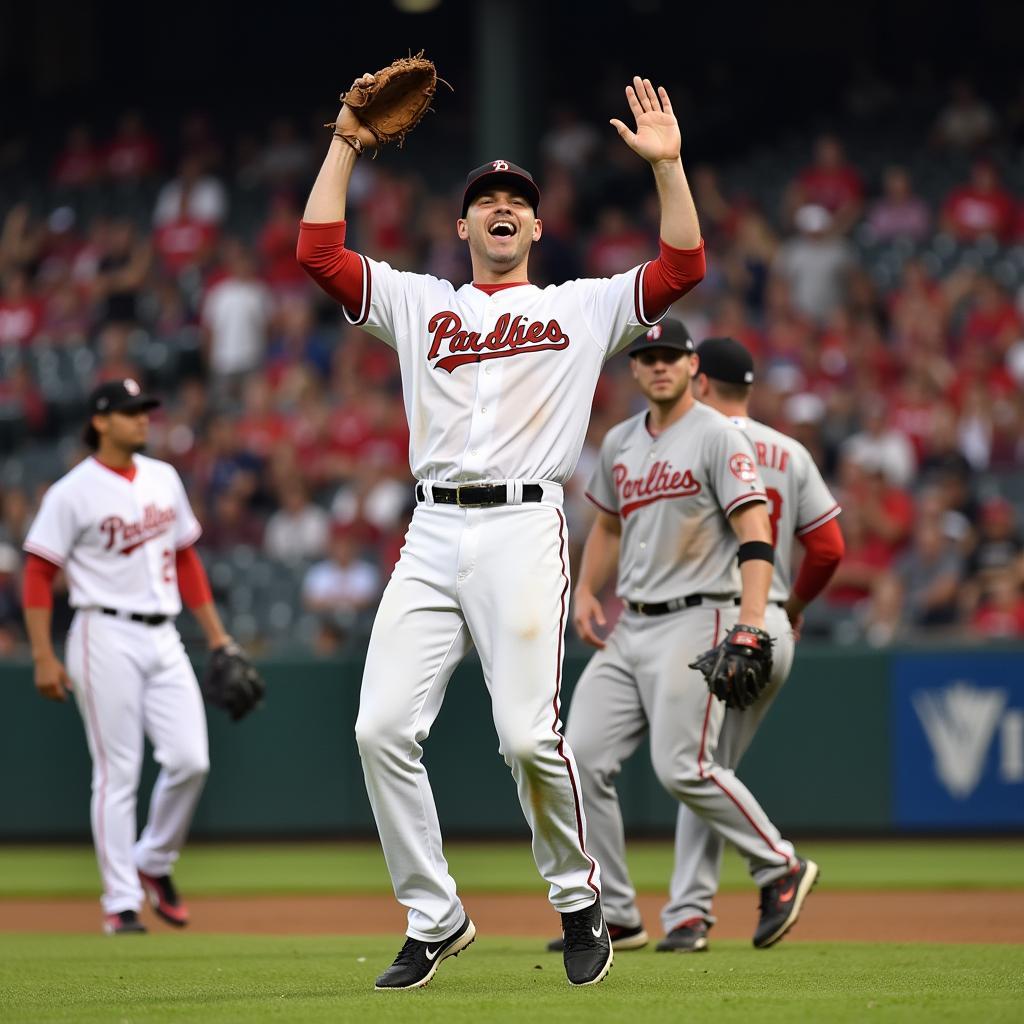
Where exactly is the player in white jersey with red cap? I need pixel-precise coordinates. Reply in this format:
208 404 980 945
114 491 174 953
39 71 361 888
657 335 844 951
299 74 706 988
22 379 232 935
547 320 822 957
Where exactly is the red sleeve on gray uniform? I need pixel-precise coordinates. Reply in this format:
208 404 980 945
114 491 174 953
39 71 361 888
793 516 845 604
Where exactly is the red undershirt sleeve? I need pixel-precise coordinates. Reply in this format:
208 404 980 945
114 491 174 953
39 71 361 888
176 545 213 610
642 238 707 322
792 517 845 605
295 220 365 317
22 552 59 609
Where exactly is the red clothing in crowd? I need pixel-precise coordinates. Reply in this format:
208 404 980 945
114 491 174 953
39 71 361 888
797 165 864 213
943 185 1016 241
971 598 1024 637
0 296 44 346
154 219 218 274
105 134 161 179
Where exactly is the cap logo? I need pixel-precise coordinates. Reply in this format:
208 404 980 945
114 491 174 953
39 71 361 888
124 378 141 395
646 324 662 342
97 397 109 410
744 371 754 383
491 160 510 171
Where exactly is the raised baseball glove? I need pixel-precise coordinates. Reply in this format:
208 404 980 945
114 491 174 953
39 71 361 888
201 642 265 722
336 52 449 150
689 623 773 711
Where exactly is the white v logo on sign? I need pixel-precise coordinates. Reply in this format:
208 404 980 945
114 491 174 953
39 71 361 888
913 683 1006 799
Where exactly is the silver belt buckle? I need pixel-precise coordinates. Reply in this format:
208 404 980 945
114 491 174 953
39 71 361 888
635 601 645 614
456 484 485 508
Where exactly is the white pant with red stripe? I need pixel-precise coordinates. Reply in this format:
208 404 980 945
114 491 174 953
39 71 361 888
66 610 209 915
355 497 600 941
564 602 796 932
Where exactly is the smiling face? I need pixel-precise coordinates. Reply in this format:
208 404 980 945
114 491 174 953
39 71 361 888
457 188 541 279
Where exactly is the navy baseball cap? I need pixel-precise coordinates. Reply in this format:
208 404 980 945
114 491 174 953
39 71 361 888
696 337 755 385
462 159 541 217
627 320 695 358
83 379 159 448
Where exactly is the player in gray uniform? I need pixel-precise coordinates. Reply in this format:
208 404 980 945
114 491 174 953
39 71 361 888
547 320 818 956
659 335 843 951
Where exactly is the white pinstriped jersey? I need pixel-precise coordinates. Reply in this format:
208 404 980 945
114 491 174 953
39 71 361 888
24 455 201 615
586 403 767 603
345 256 662 485
729 416 841 603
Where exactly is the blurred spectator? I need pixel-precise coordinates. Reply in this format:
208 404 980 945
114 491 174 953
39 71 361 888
866 167 931 242
785 135 863 234
585 207 652 277
264 479 330 565
840 397 916 488
931 79 997 151
960 497 1024 612
266 295 332 386
154 155 228 227
0 542 23 655
360 166 418 264
0 487 32 547
105 111 161 181
51 124 101 189
201 241 274 380
774 205 855 323
723 210 778 315
255 118 312 187
92 219 151 326
258 194 305 291
0 270 43 346
840 458 914 557
941 161 1016 242
970 570 1024 638
541 106 600 172
868 517 963 643
199 490 264 551
302 525 381 648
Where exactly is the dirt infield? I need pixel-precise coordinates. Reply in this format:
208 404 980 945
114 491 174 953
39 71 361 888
4 890 1023 943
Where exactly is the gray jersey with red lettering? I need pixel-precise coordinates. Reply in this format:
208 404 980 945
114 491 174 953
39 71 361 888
586 403 767 603
730 416 840 603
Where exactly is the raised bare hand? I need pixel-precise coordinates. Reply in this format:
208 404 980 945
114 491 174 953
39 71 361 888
609 76 681 165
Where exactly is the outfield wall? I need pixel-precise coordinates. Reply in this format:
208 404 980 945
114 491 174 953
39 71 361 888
2 645 1022 838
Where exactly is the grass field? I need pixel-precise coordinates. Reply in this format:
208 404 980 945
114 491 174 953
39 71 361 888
1 840 1022 1022
2 838 1024 898
0 935 1022 1024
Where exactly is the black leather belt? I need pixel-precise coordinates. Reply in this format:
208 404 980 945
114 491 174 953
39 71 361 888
415 482 544 508
626 597 786 616
101 608 169 626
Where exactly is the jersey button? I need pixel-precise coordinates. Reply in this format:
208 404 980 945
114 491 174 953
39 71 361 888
640 542 647 549
481 407 487 414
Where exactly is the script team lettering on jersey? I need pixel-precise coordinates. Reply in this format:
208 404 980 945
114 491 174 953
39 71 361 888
613 460 702 519
426 311 570 372
100 504 178 555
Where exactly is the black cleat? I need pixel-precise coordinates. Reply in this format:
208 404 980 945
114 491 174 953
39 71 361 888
103 909 147 935
655 917 709 952
547 921 648 952
559 899 613 986
753 858 819 949
374 916 476 990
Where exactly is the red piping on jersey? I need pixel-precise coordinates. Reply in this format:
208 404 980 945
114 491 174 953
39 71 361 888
551 506 601 899
584 492 617 517
723 491 767 515
472 281 531 294
80 615 113 895
92 456 137 482
796 503 841 536
24 540 65 567
696 608 788 866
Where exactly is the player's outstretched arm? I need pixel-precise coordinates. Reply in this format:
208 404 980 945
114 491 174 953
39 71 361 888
303 75 380 223
573 510 622 649
610 77 700 250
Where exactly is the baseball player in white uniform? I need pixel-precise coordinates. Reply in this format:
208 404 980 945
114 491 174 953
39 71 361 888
546 321 819 958
22 379 232 935
299 76 706 988
660 335 844 951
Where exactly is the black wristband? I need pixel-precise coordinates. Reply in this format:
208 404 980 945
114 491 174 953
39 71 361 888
737 540 775 565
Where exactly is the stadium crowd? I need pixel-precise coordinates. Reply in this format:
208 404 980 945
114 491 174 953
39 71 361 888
1 75 1023 654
